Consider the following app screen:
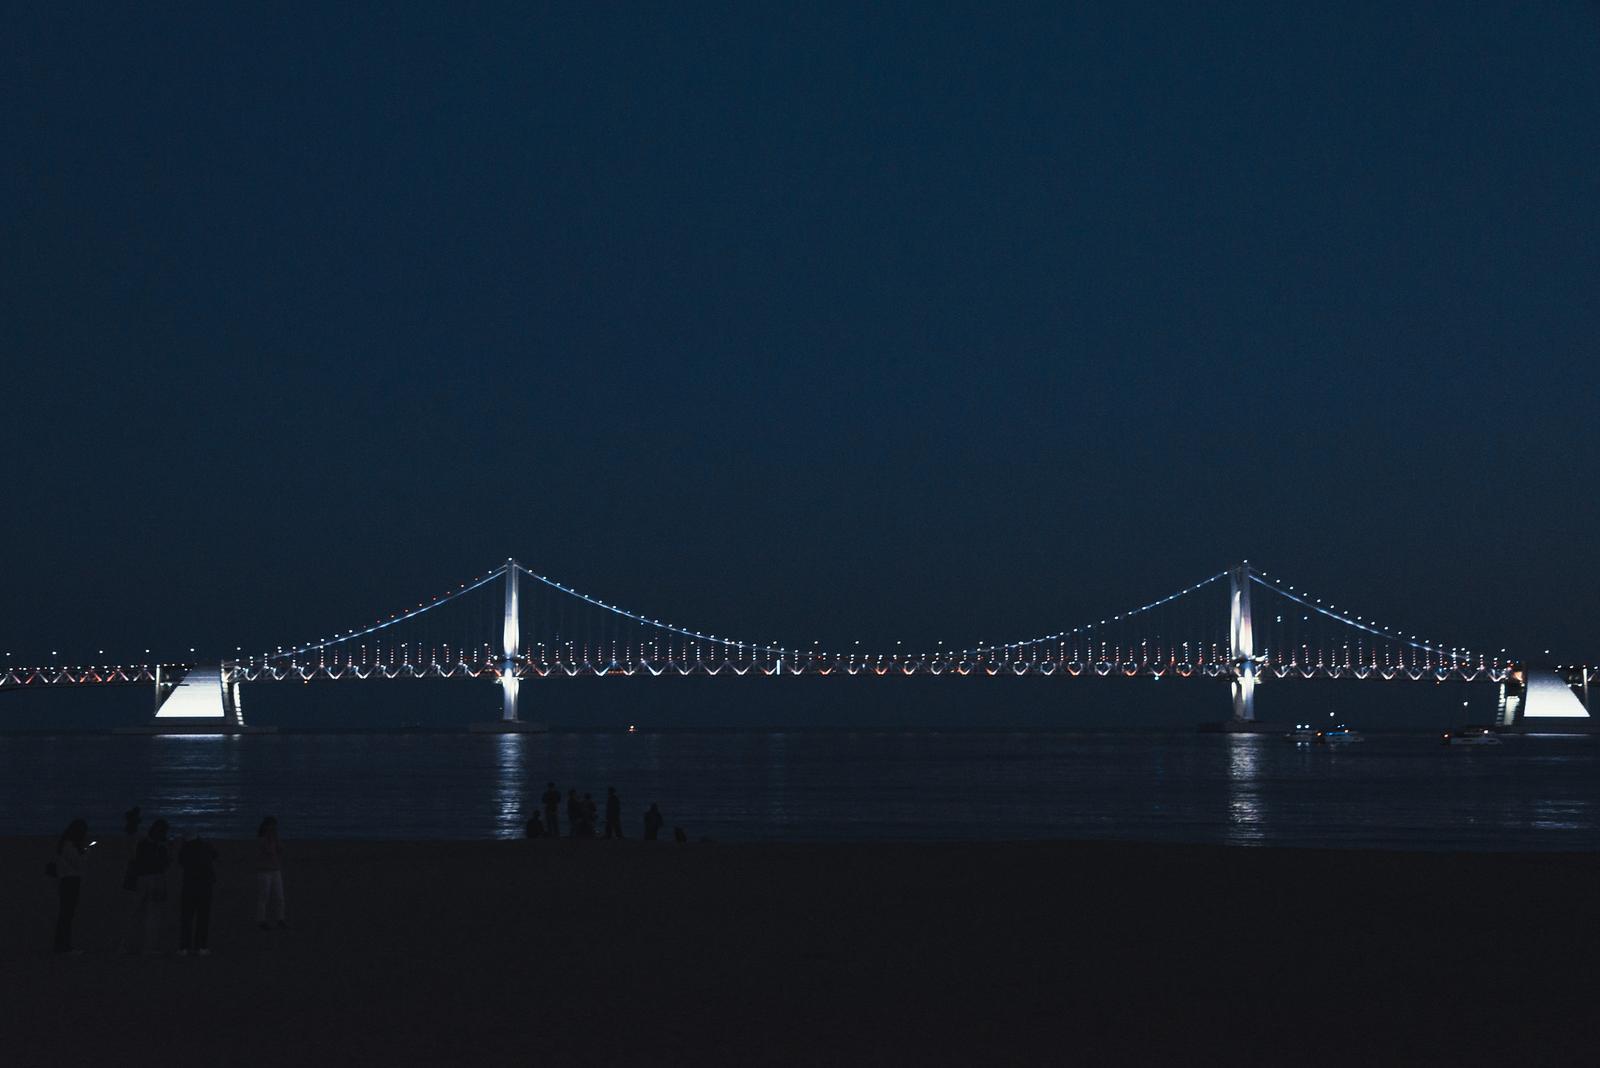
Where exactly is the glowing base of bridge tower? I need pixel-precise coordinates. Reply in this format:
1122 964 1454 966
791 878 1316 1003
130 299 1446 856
501 674 519 722
468 675 545 732
1229 563 1257 722
1231 672 1257 723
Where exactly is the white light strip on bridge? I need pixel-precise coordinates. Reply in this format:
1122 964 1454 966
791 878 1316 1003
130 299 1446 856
959 570 1231 658
276 566 510 659
1248 572 1463 658
515 565 792 657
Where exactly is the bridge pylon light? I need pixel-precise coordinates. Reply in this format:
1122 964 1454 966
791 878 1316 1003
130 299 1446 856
1229 563 1257 722
501 560 521 721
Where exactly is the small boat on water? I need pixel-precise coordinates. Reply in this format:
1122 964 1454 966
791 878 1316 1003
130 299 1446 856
1443 727 1502 746
1286 721 1363 744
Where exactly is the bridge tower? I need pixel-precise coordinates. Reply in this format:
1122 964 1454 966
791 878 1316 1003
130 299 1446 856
1229 563 1256 721
501 559 521 721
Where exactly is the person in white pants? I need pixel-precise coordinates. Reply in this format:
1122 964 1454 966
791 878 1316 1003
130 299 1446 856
255 815 286 929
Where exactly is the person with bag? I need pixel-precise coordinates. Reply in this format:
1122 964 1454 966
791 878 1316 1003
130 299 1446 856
117 806 143 952
255 816 287 930
177 834 219 956
541 782 562 838
603 787 624 839
51 819 90 953
566 789 581 840
130 819 173 954
581 793 598 838
119 806 142 893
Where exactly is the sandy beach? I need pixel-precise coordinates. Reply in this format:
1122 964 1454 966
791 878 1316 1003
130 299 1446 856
2 836 1595 1066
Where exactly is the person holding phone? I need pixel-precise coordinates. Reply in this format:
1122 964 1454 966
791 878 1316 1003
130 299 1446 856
52 819 90 953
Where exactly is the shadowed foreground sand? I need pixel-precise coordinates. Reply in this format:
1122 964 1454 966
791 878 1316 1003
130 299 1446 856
2 837 1596 1066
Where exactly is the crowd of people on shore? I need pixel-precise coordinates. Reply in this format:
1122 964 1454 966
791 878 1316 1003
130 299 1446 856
46 805 287 956
525 783 682 843
46 786 684 954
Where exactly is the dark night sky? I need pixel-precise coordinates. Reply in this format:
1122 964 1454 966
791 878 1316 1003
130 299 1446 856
3 4 1598 724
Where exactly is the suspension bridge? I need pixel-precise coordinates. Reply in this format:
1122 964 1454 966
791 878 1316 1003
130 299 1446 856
1 560 1592 731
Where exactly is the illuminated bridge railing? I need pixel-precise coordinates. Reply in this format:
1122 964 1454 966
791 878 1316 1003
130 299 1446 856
1 665 170 689
223 654 1509 683
1 656 1513 689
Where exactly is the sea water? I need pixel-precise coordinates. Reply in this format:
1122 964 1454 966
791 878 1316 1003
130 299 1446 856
2 730 1595 850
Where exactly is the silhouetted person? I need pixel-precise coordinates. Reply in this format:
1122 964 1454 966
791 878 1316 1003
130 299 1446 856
541 782 562 838
582 793 598 838
120 806 142 889
178 834 218 955
524 812 545 839
643 803 664 842
673 827 687 845
604 787 623 839
117 806 143 952
131 819 172 953
52 818 90 953
256 816 286 929
566 790 581 839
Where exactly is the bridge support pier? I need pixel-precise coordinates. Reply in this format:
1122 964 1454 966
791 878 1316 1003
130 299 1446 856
1229 563 1256 722
1501 665 1596 733
119 664 270 734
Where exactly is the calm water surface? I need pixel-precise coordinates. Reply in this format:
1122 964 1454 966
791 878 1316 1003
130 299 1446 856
1 731 1595 851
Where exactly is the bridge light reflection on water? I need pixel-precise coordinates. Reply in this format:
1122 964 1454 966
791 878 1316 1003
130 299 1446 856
1 732 1590 850
494 733 527 835
1225 735 1265 844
